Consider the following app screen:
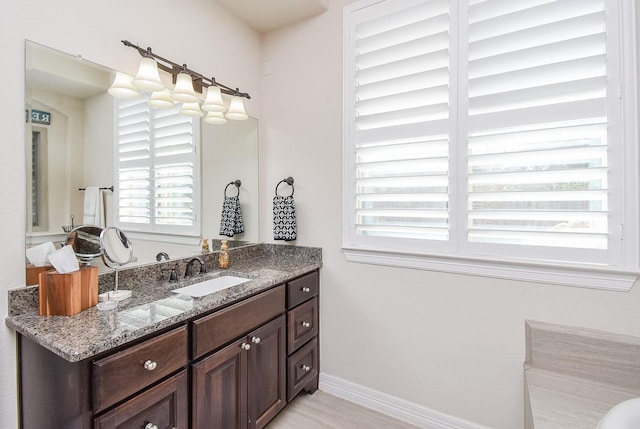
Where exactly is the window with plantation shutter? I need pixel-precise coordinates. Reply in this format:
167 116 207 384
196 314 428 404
115 95 200 236
343 0 639 290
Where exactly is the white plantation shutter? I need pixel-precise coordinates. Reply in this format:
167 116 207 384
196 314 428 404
347 0 452 248
464 0 615 263
115 96 200 235
344 0 637 275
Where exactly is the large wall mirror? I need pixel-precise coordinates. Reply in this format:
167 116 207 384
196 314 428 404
24 40 259 275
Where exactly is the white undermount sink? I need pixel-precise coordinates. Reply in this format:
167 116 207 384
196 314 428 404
171 275 251 298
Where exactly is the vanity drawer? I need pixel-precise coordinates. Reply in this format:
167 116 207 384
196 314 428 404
287 271 318 309
92 325 188 413
192 284 285 359
94 369 188 429
287 337 318 402
287 297 318 354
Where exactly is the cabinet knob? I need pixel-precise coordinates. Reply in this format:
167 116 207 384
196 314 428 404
251 336 261 344
301 321 311 328
143 360 157 371
241 342 251 351
301 364 311 372
301 287 311 293
144 423 158 429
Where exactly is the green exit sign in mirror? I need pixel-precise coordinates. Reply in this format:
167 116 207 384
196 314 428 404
31 110 51 125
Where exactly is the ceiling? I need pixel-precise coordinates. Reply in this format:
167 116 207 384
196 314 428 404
214 0 329 33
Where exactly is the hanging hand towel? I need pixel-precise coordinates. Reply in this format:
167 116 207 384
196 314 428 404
219 195 244 237
82 186 105 227
273 193 297 241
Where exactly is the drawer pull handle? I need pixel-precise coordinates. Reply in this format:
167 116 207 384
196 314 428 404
241 342 251 351
251 336 261 344
143 360 157 371
145 423 158 429
301 364 311 372
301 321 311 328
301 287 311 293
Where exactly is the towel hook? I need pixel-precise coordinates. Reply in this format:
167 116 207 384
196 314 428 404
224 180 241 197
275 176 294 196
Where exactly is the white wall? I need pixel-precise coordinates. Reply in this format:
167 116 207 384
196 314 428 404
260 1 640 428
0 1 261 426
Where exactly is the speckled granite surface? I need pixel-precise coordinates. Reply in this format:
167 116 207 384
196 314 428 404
6 243 321 362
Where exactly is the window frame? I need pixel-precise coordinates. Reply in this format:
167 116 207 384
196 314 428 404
342 0 640 291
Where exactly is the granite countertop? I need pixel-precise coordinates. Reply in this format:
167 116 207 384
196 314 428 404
6 244 321 363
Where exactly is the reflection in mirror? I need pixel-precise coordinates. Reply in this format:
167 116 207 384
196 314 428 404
64 226 103 264
24 41 259 275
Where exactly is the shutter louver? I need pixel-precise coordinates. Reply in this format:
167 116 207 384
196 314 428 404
353 0 451 241
116 95 197 232
466 0 609 253
117 97 151 225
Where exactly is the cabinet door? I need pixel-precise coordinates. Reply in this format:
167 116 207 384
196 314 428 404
192 338 248 429
94 370 188 429
248 315 286 429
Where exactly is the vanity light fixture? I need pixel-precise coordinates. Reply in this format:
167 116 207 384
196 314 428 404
204 111 227 125
131 55 165 92
108 71 140 99
148 88 175 108
108 40 251 122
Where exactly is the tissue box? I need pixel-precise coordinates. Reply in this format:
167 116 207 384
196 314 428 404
38 266 98 316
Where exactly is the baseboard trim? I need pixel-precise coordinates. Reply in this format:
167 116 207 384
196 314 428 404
318 373 490 429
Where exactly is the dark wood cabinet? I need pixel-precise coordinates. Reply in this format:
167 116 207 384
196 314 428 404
248 315 287 428
94 370 188 429
285 271 320 401
192 315 286 429
17 269 319 429
192 335 248 429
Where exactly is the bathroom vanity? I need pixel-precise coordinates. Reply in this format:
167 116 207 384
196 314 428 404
7 244 321 429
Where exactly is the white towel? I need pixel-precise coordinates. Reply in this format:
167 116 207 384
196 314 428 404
83 186 105 227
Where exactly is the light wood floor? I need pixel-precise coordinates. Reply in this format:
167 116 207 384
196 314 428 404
266 391 420 429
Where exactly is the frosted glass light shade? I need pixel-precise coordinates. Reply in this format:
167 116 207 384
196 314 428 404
225 96 248 120
201 86 226 112
148 89 175 108
108 72 141 99
204 111 227 124
172 72 198 103
180 102 204 117
131 57 165 92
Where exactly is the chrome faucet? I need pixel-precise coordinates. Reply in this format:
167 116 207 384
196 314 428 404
185 257 207 277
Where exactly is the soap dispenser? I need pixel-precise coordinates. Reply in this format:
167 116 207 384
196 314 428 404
218 240 230 269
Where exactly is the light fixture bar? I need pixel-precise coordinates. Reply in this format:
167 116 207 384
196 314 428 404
121 40 251 100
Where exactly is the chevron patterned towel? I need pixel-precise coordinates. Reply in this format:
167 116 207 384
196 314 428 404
219 196 244 237
273 195 297 241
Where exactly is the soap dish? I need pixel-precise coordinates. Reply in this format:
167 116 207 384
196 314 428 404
96 300 118 311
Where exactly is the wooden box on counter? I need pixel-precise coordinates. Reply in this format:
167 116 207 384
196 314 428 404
26 264 53 286
38 266 98 316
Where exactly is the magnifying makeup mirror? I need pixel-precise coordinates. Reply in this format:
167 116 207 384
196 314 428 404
100 226 133 303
